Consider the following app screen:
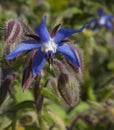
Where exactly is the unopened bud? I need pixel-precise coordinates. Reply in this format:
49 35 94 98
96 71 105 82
58 73 80 106
22 51 35 91
4 19 23 55
4 19 22 44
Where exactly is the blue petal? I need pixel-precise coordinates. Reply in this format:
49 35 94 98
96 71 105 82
87 19 98 30
54 23 88 44
106 15 114 20
6 40 41 60
97 8 105 17
88 19 98 24
57 43 80 67
32 49 46 77
35 16 50 43
105 21 113 29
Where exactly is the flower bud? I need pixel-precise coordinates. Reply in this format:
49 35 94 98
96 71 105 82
4 19 23 54
58 73 80 106
22 51 36 91
4 19 22 44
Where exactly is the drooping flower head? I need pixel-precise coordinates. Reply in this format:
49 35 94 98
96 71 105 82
6 16 88 77
89 8 114 30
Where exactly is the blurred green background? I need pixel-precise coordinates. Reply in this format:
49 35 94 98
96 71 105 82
0 0 114 130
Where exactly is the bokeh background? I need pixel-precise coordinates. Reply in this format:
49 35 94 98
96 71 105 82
0 0 114 130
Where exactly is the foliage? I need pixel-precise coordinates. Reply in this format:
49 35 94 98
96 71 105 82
0 0 114 130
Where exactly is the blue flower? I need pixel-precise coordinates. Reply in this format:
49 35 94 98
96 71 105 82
89 8 114 30
6 16 88 77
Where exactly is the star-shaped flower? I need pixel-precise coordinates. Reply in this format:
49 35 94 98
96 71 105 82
6 16 88 77
89 8 114 30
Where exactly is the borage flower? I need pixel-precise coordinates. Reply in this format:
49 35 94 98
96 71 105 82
89 8 114 30
6 16 88 77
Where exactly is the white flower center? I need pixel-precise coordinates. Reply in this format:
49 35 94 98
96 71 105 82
99 16 106 25
41 39 57 53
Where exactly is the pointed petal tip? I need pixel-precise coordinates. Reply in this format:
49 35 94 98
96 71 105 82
54 23 89 44
35 16 50 43
40 15 47 25
43 15 47 22
5 55 14 60
80 23 89 31
33 72 37 78
97 8 104 16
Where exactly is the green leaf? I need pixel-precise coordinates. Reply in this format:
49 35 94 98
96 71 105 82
69 102 89 118
41 87 59 103
47 110 66 130
0 115 12 130
46 104 67 121
13 101 35 111
13 84 34 104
